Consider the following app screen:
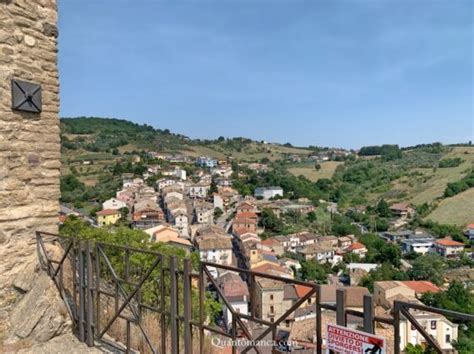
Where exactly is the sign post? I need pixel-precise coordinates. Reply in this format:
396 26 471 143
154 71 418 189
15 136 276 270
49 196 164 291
326 324 386 354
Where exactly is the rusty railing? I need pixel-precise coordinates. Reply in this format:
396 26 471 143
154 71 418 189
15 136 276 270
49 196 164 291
36 231 473 354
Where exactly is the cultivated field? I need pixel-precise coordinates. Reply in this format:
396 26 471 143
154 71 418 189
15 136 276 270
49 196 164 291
184 142 312 162
288 161 343 181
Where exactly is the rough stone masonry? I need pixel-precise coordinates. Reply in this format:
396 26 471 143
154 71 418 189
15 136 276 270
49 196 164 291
0 0 77 350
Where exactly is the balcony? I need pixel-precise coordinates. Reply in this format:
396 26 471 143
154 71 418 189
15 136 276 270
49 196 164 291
36 231 473 354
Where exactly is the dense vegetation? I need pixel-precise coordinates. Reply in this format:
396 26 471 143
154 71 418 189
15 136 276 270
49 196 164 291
61 117 189 153
358 144 402 161
443 169 474 198
60 173 121 210
438 157 464 168
60 217 221 324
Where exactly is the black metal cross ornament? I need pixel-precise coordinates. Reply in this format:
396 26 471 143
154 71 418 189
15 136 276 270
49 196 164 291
11 79 42 113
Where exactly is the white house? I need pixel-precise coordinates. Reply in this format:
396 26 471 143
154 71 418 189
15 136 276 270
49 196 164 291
157 178 177 191
174 167 187 180
434 238 465 258
254 186 283 200
211 165 233 178
196 235 233 266
195 203 214 225
401 237 435 255
102 198 127 210
169 210 189 238
213 194 224 210
189 184 210 199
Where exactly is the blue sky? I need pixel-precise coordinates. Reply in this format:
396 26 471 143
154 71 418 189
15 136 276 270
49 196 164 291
58 0 473 149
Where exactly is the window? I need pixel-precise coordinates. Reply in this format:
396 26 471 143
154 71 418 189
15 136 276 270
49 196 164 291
270 318 274 323
445 335 451 343
431 321 437 330
270 295 274 300
270 306 274 314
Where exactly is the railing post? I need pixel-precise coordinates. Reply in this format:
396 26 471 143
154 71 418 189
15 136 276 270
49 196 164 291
78 240 85 342
170 256 178 354
316 285 322 354
199 262 205 354
336 288 346 326
72 237 78 324
231 314 237 354
363 294 374 334
183 259 192 354
393 301 401 354
249 273 256 318
85 241 94 347
160 255 166 354
95 243 101 337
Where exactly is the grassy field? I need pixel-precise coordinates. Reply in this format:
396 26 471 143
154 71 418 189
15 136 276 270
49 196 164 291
389 147 474 205
288 161 343 181
426 188 474 226
183 142 312 162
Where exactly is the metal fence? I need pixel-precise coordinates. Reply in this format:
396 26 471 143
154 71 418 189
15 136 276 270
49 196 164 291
36 231 473 354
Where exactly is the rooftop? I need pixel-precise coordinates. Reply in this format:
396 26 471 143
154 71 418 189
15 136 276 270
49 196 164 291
435 238 465 247
96 209 120 216
400 281 441 294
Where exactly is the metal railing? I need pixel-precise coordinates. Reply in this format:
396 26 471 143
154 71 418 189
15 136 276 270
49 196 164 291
36 231 473 354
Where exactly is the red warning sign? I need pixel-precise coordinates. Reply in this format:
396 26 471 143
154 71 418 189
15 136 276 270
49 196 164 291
327 324 386 354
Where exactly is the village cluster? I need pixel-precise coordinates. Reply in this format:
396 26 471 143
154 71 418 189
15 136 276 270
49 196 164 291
60 153 474 352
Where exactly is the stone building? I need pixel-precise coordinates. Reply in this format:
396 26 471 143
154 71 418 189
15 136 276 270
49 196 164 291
0 1 91 351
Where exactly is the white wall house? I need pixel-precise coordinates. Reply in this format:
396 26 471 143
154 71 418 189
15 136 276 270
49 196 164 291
102 198 127 210
189 185 210 199
196 236 233 266
157 178 177 191
401 237 435 255
213 195 224 210
254 186 283 200
169 211 189 238
399 314 458 352
174 167 187 180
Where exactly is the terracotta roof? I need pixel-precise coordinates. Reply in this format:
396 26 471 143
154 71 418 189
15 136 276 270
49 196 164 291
253 263 292 277
400 281 441 294
219 272 249 299
349 242 366 251
467 223 474 229
435 238 464 247
96 209 120 216
295 284 314 298
196 236 232 250
261 238 280 247
235 212 257 218
344 287 370 308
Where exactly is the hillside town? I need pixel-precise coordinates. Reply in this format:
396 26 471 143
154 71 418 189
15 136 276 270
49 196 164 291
60 152 474 352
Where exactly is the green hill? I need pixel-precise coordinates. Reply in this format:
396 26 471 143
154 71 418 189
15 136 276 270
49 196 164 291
60 117 474 226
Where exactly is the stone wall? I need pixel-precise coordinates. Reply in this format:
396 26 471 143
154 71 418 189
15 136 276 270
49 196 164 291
0 0 62 345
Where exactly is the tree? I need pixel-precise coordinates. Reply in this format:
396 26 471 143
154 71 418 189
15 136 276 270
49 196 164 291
360 263 409 291
307 211 317 222
408 253 446 285
375 198 390 217
214 207 223 219
315 163 321 171
259 209 283 234
299 260 329 283
209 179 218 194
